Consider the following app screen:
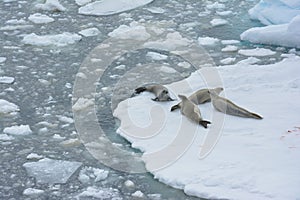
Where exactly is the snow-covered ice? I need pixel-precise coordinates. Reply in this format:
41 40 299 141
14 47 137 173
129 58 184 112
0 99 19 114
23 188 45 196
0 57 7 63
146 52 168 61
221 45 238 52
28 13 55 24
108 22 150 41
210 18 228 27
76 186 121 199
114 56 300 200
220 57 236 65
23 158 82 184
198 36 219 46
78 27 100 37
78 166 109 184
22 32 82 47
78 0 154 16
35 0 66 12
3 125 32 136
0 76 15 84
238 48 276 57
75 0 91 6
241 15 300 48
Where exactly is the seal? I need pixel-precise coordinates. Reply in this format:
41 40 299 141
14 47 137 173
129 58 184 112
208 91 263 119
134 84 175 102
171 87 223 111
178 94 211 128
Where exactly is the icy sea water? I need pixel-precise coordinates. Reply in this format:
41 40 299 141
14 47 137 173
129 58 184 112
0 0 295 199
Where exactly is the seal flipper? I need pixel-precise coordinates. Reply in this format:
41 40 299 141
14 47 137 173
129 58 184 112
152 97 159 101
135 87 147 94
250 112 263 120
199 120 211 129
170 104 180 111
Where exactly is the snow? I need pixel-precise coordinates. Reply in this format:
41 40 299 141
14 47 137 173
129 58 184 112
78 27 100 37
22 32 82 47
108 22 150 41
35 0 66 12
23 158 82 184
241 15 300 48
0 76 15 84
238 48 276 57
198 36 219 46
210 18 228 27
146 52 168 60
28 13 55 24
23 188 45 196
113 56 300 200
0 99 19 114
78 0 154 16
3 125 32 136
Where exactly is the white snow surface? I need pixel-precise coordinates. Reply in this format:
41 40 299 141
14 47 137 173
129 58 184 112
3 125 32 136
22 32 82 47
78 0 154 16
28 13 55 24
113 56 300 200
0 99 19 114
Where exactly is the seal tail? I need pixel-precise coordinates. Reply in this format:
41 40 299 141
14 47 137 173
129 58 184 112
250 112 263 120
199 120 211 129
170 104 180 111
135 86 147 94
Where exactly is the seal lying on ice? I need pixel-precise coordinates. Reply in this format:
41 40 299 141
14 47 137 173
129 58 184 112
134 84 174 102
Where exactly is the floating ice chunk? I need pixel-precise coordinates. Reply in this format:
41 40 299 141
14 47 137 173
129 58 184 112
3 125 32 136
238 48 276 56
22 32 82 47
237 57 261 65
145 7 165 14
0 76 15 84
0 25 34 31
124 180 135 188
57 115 74 123
249 0 300 25
75 0 91 6
160 66 177 74
144 32 191 51
220 57 236 65
26 153 44 160
0 57 7 63
23 188 45 196
221 45 238 52
60 138 81 147
0 134 14 141
146 52 168 60
35 0 66 12
108 22 150 41
210 18 228 26
78 27 100 37
221 39 240 45
198 36 219 46
206 2 225 10
78 0 154 16
132 190 144 198
53 134 65 140
77 187 121 199
72 97 94 111
0 99 19 114
28 13 55 24
78 166 109 183
23 158 82 184
241 15 300 48
216 10 233 16
6 19 27 25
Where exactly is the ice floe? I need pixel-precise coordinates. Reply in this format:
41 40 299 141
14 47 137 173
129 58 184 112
3 125 32 136
22 32 82 47
0 99 19 114
146 52 168 61
238 48 276 57
78 166 109 184
198 36 219 46
28 13 55 24
0 76 15 84
76 186 121 199
35 0 66 12
78 0 154 16
23 188 45 196
0 134 14 141
78 27 100 37
114 56 300 200
23 158 82 184
108 22 150 41
0 57 7 63
210 18 228 27
75 0 91 6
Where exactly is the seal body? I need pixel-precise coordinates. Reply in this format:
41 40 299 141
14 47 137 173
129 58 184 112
135 84 174 102
171 87 223 111
178 94 211 128
209 91 263 119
